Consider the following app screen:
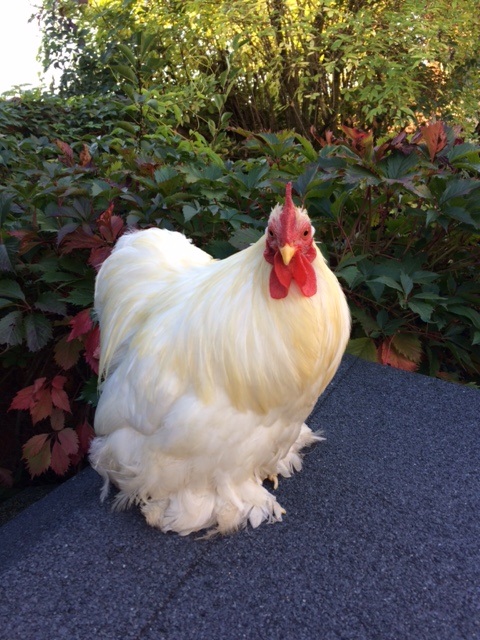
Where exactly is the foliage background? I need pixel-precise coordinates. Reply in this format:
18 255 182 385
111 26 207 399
37 0 480 136
0 0 479 493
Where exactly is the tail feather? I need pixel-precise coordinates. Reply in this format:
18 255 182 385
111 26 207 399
95 228 213 379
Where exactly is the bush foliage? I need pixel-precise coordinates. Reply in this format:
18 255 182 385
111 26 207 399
0 88 479 492
36 0 480 136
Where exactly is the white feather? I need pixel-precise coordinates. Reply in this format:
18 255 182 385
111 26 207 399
90 219 350 535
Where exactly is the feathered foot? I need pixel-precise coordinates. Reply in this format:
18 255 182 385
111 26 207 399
140 479 286 537
274 423 323 480
267 474 279 490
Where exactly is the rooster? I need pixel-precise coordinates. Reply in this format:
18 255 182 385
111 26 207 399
90 183 350 535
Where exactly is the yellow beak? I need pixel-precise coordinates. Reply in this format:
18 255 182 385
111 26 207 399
279 244 296 266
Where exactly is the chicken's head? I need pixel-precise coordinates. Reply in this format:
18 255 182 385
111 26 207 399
264 183 317 299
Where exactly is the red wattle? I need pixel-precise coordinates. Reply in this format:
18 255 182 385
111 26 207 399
273 252 292 288
291 252 317 296
268 249 317 298
269 269 289 299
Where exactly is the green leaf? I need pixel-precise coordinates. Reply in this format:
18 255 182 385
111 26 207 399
402 183 432 199
204 240 236 259
34 292 67 316
371 276 403 293
408 300 434 322
336 265 361 288
41 271 79 285
115 121 138 135
447 143 480 163
350 307 379 335
392 333 422 364
91 180 112 197
346 337 378 362
0 297 14 310
447 305 480 330
140 31 157 59
378 152 419 179
425 209 439 225
111 64 138 84
183 203 200 223
24 314 53 352
337 253 369 269
65 287 94 308
343 164 381 186
23 434 51 478
294 134 318 162
411 270 439 284
154 166 179 185
233 164 270 190
439 180 480 204
0 244 13 272
0 310 24 346
412 292 445 301
400 272 413 296
383 317 406 335
0 193 13 226
0 279 25 301
441 206 478 228
229 228 263 250
117 43 137 66
366 280 385 301
77 375 99 406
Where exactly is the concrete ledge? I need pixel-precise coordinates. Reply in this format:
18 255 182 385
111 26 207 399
1 356 479 640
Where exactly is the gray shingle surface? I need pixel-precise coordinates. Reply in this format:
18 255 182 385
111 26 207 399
0 355 479 640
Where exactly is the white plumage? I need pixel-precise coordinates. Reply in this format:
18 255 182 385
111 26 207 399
90 186 350 535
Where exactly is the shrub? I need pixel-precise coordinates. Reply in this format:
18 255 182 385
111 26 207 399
0 103 479 492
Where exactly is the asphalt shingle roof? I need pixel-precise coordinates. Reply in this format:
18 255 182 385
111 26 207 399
1 355 479 639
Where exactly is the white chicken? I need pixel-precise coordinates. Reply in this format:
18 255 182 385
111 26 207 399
90 183 350 535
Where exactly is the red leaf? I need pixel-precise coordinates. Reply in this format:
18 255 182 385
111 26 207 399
89 245 112 271
23 433 49 457
51 375 71 413
97 204 124 243
33 376 47 393
9 384 37 411
54 335 83 370
51 387 71 413
341 126 373 155
70 421 95 466
79 143 92 167
341 125 370 142
8 230 42 254
378 339 419 372
420 121 447 162
57 428 79 456
9 378 50 423
50 429 79 474
84 325 100 374
51 375 67 389
61 228 104 254
30 386 52 424
96 203 114 231
23 434 51 478
50 440 71 475
51 408 65 431
76 421 95 454
68 309 93 341
55 139 75 167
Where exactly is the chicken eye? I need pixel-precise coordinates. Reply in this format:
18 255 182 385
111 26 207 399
303 229 309 237
268 229 274 237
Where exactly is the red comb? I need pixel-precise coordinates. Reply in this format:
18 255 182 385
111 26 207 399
280 182 296 242
284 182 295 214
